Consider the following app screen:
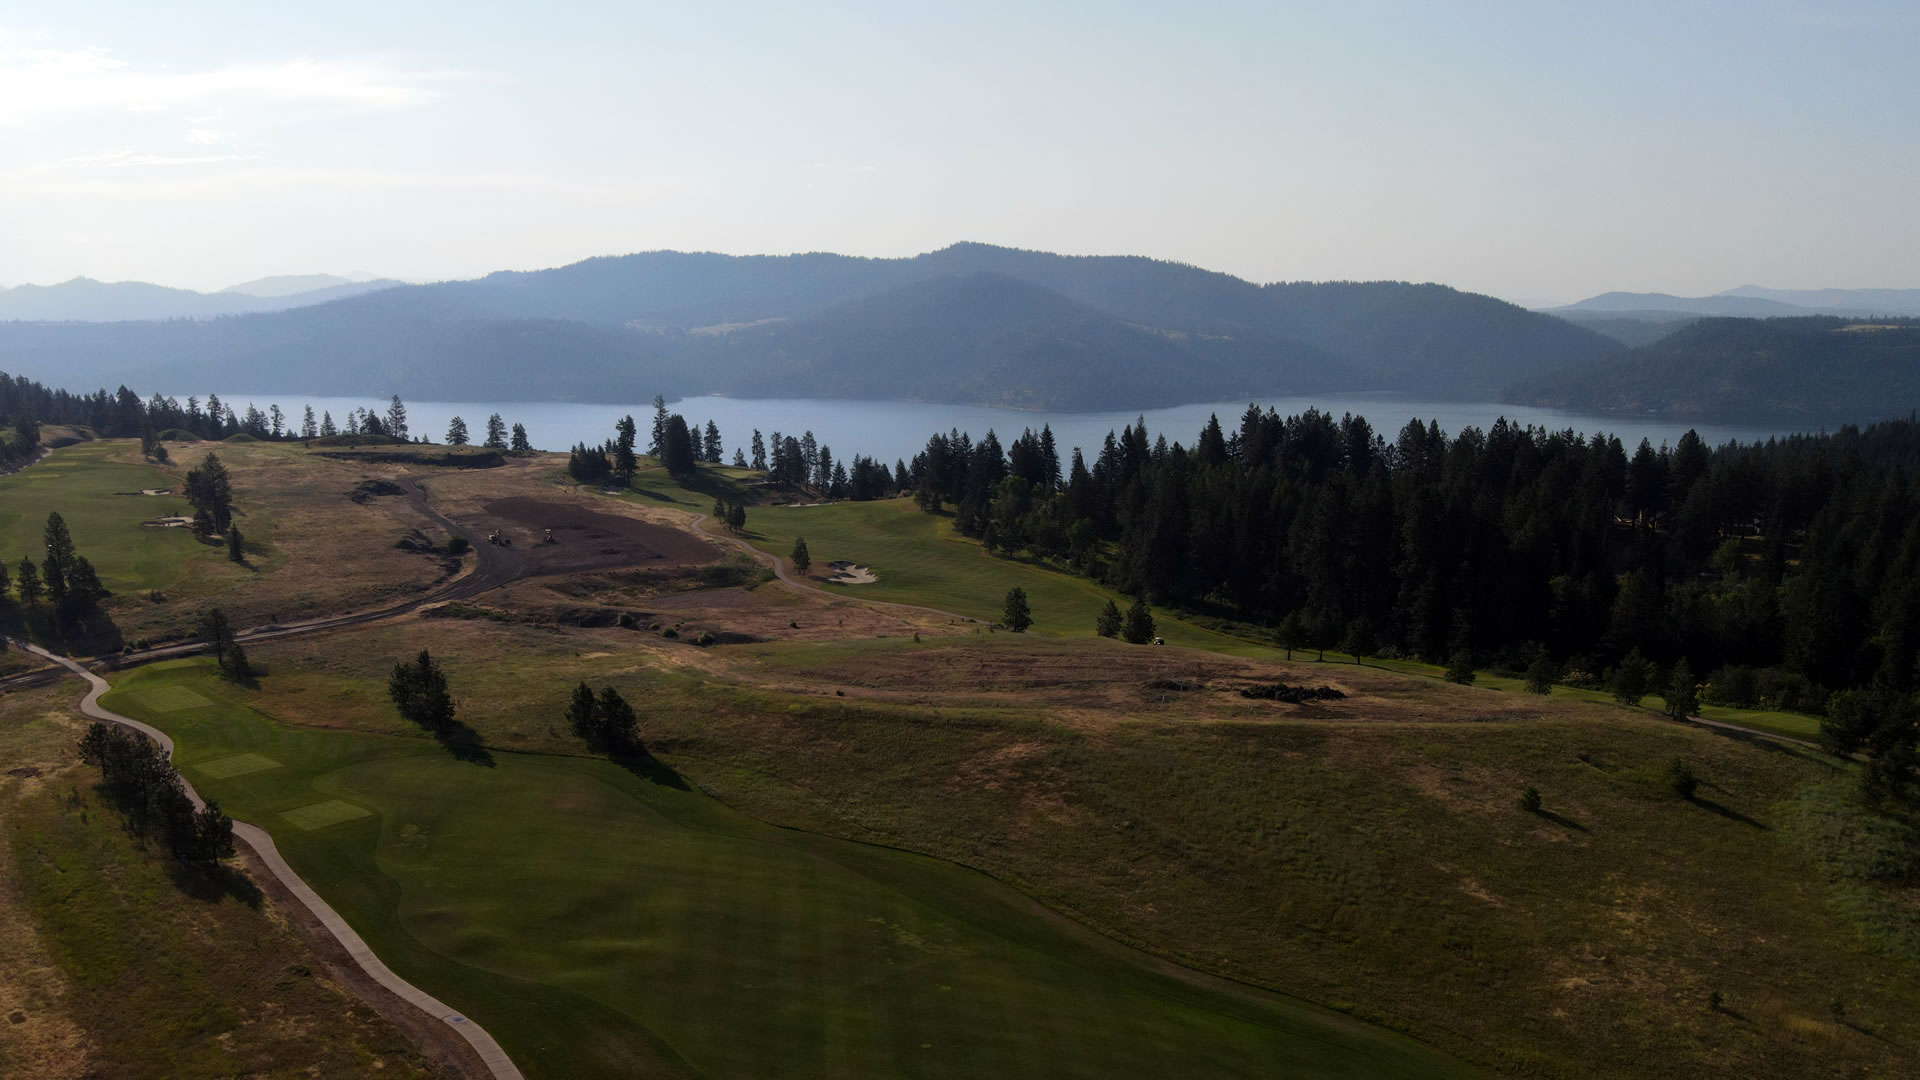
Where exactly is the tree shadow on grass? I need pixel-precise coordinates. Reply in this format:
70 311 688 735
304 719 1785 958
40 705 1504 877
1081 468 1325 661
1535 809 1590 832
611 747 689 790
433 721 495 766
166 858 265 909
1689 796 1768 830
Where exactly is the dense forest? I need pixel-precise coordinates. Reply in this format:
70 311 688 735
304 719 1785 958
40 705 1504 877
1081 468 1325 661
1507 316 1920 425
870 408 1920 728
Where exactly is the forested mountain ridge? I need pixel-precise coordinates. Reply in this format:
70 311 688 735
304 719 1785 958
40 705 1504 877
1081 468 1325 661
0 276 401 322
1504 316 1920 425
0 244 1618 408
680 272 1355 409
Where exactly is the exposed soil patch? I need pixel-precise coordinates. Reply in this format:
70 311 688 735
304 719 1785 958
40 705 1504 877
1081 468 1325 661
481 496 720 574
350 479 407 503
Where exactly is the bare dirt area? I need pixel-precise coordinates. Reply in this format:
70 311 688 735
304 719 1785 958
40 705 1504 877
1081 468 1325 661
751 638 1596 727
482 496 720 574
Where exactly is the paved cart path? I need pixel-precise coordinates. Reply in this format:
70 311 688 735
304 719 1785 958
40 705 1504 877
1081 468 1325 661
16 639 526 1080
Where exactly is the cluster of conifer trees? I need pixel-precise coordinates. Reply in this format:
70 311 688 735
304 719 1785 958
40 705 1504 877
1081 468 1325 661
77 721 235 863
898 407 1920 717
0 372 533 458
6 512 108 629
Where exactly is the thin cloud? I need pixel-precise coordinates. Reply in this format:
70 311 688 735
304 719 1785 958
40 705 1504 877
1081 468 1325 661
0 42 464 124
0 164 694 202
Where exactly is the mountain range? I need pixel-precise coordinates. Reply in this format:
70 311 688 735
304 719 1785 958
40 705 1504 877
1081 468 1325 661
1504 316 1920 426
0 244 1618 410
1544 286 1920 348
0 275 402 322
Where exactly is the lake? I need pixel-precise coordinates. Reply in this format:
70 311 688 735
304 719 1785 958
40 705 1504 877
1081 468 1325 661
210 393 1800 467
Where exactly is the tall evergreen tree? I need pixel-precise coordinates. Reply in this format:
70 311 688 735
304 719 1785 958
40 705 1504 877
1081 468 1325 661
384 395 409 440
613 415 639 483
649 395 669 456
445 415 469 445
661 414 697 478
484 413 508 450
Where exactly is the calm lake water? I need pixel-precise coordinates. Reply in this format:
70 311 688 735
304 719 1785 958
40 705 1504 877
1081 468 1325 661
211 393 1798 466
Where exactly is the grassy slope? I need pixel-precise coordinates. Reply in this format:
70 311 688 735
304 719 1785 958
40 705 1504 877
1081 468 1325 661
737 496 1262 651
0 441 206 599
732 494 1832 739
0 686 439 1080
104 658 1473 1080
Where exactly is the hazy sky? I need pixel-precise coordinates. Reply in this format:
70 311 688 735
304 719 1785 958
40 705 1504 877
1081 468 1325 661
3 1 1915 304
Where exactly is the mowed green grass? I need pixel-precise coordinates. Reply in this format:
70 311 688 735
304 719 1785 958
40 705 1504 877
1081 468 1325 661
740 497 1263 652
106 660 1474 1080
0 441 206 597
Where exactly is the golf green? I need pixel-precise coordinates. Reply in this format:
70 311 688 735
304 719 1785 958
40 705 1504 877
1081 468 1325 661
106 660 1474 1080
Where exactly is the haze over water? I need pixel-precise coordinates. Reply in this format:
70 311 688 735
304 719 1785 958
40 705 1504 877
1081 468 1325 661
211 394 1798 466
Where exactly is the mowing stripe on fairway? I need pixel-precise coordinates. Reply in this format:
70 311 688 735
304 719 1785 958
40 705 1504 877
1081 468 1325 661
131 684 213 712
192 751 282 779
282 799 375 831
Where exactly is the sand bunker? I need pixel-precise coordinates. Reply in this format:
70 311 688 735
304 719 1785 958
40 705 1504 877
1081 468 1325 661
827 560 877 584
116 488 174 496
142 515 193 528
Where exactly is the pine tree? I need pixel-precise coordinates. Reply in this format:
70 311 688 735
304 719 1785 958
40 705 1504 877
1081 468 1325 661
649 395 669 456
510 423 531 453
16 557 39 606
566 682 596 741
1445 650 1476 685
751 429 767 472
1095 599 1122 638
320 410 337 437
384 395 409 440
484 413 508 450
446 416 469 445
1123 598 1156 644
613 415 639 483
302 405 318 439
227 527 245 563
1003 587 1032 632
662 415 696 478
703 420 722 464
1610 648 1654 706
1664 659 1699 720
1524 650 1556 695
791 537 810 574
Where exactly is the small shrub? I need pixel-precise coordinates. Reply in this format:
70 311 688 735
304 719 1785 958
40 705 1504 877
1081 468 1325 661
1668 759 1699 800
1708 989 1724 1011
1445 650 1476 686
661 627 678 639
696 631 716 646
1519 786 1542 813
617 612 636 629
447 536 471 556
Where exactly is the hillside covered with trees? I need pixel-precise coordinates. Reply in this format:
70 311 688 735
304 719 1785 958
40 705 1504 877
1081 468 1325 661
1505 317 1920 425
0 244 1619 409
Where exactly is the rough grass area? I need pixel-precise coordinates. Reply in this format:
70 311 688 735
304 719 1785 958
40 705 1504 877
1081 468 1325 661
0 439 463 648
103 659 1472 1080
125 621 1920 1079
0 685 439 1080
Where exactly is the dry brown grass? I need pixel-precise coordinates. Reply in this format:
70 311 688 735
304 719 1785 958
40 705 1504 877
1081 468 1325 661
90 440 464 644
0 687 89 1080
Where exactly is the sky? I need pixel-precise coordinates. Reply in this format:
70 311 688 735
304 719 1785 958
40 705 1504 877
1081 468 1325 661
1 1 1916 305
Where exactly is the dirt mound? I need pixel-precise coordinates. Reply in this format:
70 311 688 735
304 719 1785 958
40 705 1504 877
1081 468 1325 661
350 479 407 503
482 497 718 574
